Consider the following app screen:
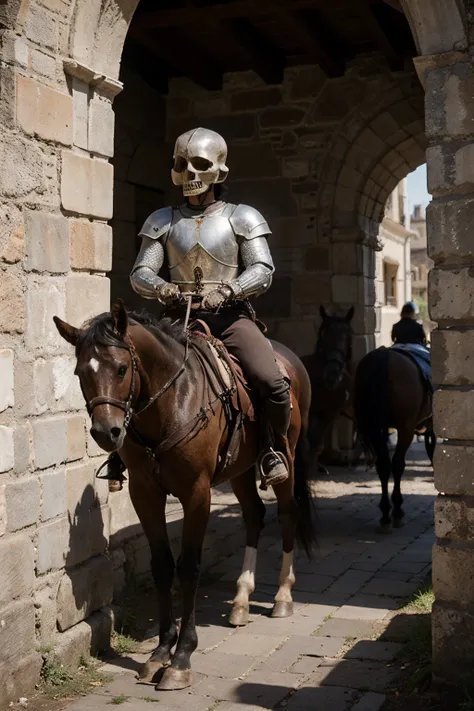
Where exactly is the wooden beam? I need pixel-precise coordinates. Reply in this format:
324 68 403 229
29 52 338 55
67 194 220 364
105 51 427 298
361 2 402 68
279 8 345 77
128 25 223 91
132 0 343 30
221 18 285 84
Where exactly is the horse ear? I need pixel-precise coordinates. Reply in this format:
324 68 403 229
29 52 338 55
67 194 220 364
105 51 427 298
53 316 79 346
111 299 128 337
346 306 355 322
320 305 328 321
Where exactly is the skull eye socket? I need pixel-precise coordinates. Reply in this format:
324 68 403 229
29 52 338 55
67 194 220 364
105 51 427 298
191 156 212 172
173 156 187 173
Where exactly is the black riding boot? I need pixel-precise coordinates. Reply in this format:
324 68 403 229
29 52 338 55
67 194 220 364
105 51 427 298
96 451 127 492
259 390 292 489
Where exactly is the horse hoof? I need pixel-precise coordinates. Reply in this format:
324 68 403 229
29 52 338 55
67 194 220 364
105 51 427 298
271 601 294 618
378 522 393 535
139 656 170 683
393 517 405 529
229 605 249 627
156 667 193 691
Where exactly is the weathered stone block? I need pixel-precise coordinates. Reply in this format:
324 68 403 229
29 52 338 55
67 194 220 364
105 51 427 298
0 534 34 609
24 210 70 273
435 495 474 542
434 443 474 494
434 388 474 441
432 601 474 683
282 157 309 179
34 585 58 645
0 652 42 711
66 273 110 327
51 355 83 411
332 274 358 304
0 270 25 333
30 48 56 79
428 196 474 266
433 542 474 606
231 87 281 111
5 477 40 532
70 220 113 272
54 606 112 668
71 77 89 150
170 114 255 142
24 3 58 50
431 329 474 385
425 61 474 140
26 277 66 349
33 416 67 470
0 136 45 198
429 267 474 323
37 518 68 573
277 320 317 357
271 216 315 248
0 599 36 665
287 66 326 101
0 426 14 473
260 106 306 128
14 425 31 474
296 274 331 305
17 76 73 146
229 177 297 218
57 555 114 631
41 469 67 521
61 151 114 219
66 462 96 516
66 415 85 462
0 349 14 412
108 488 141 542
230 142 279 180
305 246 330 272
88 97 115 157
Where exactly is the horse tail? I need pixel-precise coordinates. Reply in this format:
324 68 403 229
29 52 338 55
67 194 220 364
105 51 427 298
293 426 317 558
354 347 389 467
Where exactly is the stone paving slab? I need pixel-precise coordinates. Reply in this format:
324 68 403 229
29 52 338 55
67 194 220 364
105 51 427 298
49 444 434 711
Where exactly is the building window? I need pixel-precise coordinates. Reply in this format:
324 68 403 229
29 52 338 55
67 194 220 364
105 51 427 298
384 261 398 307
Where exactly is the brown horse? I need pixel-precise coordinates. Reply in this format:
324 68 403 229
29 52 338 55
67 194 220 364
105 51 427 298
302 306 354 474
354 346 434 532
53 301 315 691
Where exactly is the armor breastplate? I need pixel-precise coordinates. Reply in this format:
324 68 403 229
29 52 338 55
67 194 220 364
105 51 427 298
165 202 240 294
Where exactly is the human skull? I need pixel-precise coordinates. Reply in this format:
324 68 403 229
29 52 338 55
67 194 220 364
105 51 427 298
171 127 229 197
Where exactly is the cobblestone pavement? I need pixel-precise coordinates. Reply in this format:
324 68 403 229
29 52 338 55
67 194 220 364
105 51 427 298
68 442 435 711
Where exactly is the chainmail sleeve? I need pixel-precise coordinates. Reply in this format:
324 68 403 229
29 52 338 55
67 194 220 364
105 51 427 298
130 237 168 299
227 236 274 299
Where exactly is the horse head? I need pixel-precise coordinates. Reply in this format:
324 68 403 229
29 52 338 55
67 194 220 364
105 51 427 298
317 305 354 390
53 299 136 453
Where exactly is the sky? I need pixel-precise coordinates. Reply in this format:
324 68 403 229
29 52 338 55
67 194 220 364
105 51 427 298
407 163 431 214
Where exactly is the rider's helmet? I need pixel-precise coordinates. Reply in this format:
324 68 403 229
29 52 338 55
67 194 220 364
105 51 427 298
401 301 419 317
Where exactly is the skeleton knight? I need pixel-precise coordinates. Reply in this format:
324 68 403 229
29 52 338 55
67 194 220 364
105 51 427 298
107 128 291 488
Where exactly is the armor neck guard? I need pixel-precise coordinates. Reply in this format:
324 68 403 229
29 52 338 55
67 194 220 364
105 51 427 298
179 201 228 218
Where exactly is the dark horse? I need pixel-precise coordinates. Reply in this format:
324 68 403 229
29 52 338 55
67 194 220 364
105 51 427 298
354 346 434 532
54 301 315 691
302 306 354 474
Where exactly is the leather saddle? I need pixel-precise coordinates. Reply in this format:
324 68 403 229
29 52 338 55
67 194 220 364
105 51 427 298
188 320 290 483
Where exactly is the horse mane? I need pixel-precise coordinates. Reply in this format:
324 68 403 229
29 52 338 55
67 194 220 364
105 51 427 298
75 308 187 356
315 313 353 359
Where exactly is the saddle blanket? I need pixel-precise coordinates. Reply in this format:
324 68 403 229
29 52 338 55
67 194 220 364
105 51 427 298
391 343 432 391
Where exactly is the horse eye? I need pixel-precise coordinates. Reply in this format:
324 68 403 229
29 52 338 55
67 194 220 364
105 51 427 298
117 365 128 379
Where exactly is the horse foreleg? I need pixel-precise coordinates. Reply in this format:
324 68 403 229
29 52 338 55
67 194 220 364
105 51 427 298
273 477 298 618
128 476 177 684
157 480 210 691
391 428 412 527
229 470 265 627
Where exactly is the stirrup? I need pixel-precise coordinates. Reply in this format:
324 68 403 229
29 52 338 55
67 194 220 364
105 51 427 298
95 454 127 482
258 448 289 491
